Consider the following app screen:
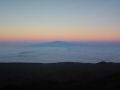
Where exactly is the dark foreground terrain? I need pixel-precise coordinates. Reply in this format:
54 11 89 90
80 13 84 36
0 62 120 90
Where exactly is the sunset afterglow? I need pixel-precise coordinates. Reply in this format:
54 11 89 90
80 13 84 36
0 0 120 42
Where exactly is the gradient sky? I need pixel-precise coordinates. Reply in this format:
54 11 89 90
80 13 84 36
0 0 120 42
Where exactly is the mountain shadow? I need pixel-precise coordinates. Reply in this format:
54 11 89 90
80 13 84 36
31 41 81 47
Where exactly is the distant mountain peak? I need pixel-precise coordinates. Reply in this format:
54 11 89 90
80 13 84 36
53 41 65 42
32 41 80 47
50 41 66 43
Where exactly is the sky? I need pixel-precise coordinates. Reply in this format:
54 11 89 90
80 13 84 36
0 0 120 42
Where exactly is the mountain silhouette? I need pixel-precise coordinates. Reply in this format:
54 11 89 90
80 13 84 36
32 41 81 47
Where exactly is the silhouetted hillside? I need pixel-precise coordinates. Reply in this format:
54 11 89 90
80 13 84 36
0 62 120 90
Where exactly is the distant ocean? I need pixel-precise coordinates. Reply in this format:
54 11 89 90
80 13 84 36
0 43 120 63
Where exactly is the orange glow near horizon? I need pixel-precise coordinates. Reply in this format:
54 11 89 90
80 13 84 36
0 24 120 42
0 25 120 42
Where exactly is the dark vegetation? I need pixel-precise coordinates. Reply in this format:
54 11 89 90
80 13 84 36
0 62 120 90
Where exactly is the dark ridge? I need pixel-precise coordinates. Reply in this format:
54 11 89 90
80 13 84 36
0 62 120 90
